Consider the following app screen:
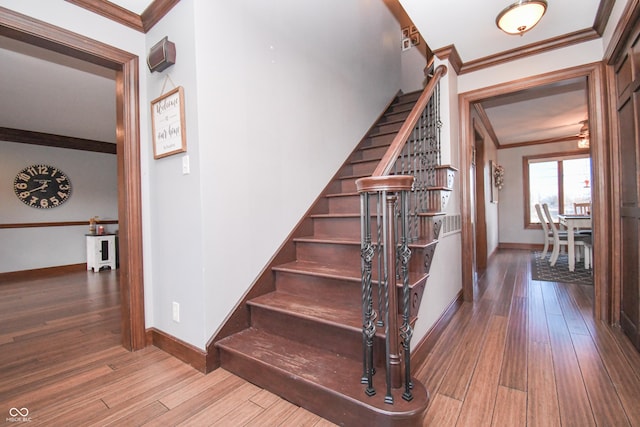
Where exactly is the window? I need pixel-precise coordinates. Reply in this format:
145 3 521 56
524 151 591 227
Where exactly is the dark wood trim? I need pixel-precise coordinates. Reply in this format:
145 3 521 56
459 62 611 320
0 7 146 351
117 56 146 351
0 127 116 154
0 263 85 283
0 220 118 229
461 29 599 75
472 104 500 149
65 0 143 32
411 290 464 369
433 44 462 75
606 55 622 327
498 135 583 150
64 0 179 33
604 0 640 63
147 328 207 373
594 0 617 36
141 0 181 32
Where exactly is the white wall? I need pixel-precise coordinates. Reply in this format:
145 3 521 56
401 45 427 93
142 0 402 348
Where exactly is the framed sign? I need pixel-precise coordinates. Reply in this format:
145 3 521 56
151 86 187 159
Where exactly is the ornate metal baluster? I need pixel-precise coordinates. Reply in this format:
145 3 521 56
398 190 414 401
381 191 394 404
360 192 376 396
376 192 384 328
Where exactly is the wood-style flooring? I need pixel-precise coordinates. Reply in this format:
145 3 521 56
1 249 639 426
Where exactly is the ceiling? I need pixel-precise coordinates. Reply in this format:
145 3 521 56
0 0 607 149
399 0 607 146
108 0 155 15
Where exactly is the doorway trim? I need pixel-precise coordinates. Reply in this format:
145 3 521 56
0 7 146 350
458 62 611 322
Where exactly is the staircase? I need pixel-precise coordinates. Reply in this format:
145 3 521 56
216 82 453 426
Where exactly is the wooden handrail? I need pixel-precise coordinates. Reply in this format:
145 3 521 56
373 64 448 177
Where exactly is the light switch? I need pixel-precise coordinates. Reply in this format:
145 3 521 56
182 155 190 174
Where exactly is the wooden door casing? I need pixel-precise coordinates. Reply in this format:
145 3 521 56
613 26 640 351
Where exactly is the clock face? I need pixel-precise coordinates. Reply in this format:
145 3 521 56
13 164 72 209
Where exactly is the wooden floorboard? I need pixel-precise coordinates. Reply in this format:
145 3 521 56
1 250 640 426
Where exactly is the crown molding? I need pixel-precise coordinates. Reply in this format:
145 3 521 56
64 0 179 33
461 28 599 74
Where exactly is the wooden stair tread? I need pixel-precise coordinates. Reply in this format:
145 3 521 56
325 191 358 198
249 291 362 331
310 212 359 218
294 235 438 250
273 260 429 286
216 328 428 423
273 259 361 281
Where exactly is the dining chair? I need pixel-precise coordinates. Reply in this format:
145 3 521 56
574 202 591 215
542 203 588 267
535 203 555 259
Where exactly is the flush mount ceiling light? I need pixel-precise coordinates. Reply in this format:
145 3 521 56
496 0 548 35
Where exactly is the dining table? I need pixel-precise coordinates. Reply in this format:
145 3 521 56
558 214 592 272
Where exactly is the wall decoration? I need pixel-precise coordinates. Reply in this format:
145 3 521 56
402 26 410 38
151 86 187 159
490 160 504 203
410 25 418 34
402 38 411 51
13 164 72 209
411 33 420 46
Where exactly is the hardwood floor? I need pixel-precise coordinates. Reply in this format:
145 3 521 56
1 250 639 426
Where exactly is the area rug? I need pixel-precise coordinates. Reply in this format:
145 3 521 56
530 251 593 286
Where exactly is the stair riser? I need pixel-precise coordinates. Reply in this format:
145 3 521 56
357 145 389 162
297 241 361 265
296 241 433 274
384 110 412 123
274 269 360 300
250 305 385 364
364 132 396 148
339 177 358 193
372 121 403 135
351 160 379 176
313 217 366 239
327 194 362 214
218 348 426 427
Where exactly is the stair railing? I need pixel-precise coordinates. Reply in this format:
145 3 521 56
356 64 447 404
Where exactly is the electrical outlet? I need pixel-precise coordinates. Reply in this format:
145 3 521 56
172 301 180 322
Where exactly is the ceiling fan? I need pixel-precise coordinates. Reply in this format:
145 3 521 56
577 119 589 149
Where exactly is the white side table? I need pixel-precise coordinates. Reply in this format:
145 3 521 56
86 234 116 272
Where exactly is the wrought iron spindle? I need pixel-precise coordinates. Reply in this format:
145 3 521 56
360 192 376 396
398 190 414 401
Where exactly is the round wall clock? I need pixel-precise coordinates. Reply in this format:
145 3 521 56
13 164 72 209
